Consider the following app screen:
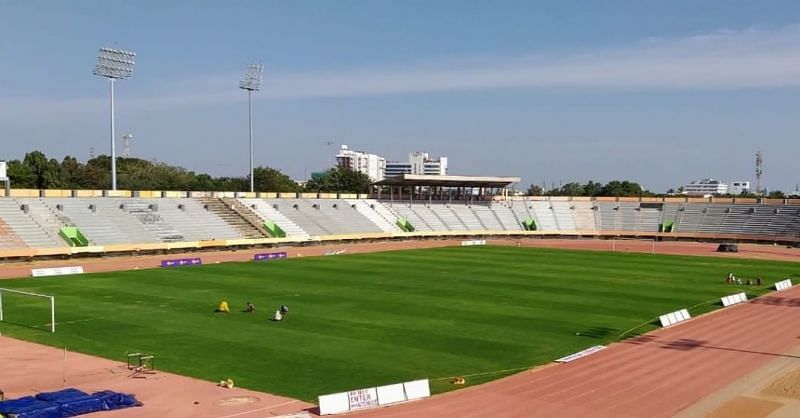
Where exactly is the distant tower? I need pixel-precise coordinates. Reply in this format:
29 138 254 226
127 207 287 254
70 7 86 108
325 141 335 165
755 151 764 195
122 134 133 157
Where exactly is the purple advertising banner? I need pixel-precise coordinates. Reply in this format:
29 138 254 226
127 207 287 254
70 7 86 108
160 257 203 268
253 252 288 261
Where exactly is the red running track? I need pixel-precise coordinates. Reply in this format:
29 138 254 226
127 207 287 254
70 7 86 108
355 286 800 418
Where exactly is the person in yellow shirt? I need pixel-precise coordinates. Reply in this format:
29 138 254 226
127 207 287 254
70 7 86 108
216 300 230 313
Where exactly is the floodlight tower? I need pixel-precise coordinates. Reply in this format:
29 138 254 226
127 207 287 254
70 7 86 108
239 64 264 193
93 47 136 191
755 151 764 195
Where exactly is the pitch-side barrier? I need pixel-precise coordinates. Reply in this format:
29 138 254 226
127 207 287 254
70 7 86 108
461 239 486 246
31 266 84 277
318 379 430 415
253 251 287 261
659 308 691 328
775 279 793 291
721 292 748 307
160 257 202 267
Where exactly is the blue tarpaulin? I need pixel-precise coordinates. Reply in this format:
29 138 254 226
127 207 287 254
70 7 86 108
0 396 61 418
0 388 141 418
91 391 142 410
35 388 89 403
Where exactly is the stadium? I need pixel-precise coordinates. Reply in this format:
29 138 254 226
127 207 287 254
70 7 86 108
3 3 800 418
1 171 800 417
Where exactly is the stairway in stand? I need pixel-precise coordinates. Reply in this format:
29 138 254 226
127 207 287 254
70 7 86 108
199 198 267 239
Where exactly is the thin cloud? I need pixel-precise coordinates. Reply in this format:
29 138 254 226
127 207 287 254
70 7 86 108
262 24 800 98
2 23 800 123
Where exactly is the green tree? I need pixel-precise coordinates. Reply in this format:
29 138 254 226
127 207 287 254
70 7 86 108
2 151 324 193
559 182 585 196
81 155 111 189
42 158 67 189
60 156 84 189
305 167 372 193
252 166 300 192
22 150 49 189
599 180 650 197
5 159 36 188
525 184 543 196
584 181 604 196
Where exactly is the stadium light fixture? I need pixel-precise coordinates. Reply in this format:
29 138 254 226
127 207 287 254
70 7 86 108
239 64 264 193
93 47 136 191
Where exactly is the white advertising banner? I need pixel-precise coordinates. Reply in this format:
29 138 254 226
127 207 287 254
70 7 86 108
403 379 431 400
721 292 747 307
31 266 85 277
318 392 349 415
555 345 606 363
347 387 379 411
376 383 406 406
0 161 6 179
318 379 430 415
659 308 691 327
461 239 487 246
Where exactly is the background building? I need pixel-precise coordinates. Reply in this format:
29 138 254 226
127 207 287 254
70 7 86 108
335 145 386 182
729 181 751 195
385 152 448 177
683 179 728 196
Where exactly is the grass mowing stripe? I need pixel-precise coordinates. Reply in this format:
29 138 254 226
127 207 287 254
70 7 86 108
0 245 796 402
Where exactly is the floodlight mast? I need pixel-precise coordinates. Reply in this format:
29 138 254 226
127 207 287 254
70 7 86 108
239 64 264 193
93 48 136 191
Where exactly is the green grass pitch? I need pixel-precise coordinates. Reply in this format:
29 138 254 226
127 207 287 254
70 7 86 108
1 246 798 402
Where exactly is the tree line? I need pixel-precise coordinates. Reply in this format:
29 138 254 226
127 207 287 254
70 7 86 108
2 151 372 193
525 180 652 197
4 151 790 198
525 180 789 198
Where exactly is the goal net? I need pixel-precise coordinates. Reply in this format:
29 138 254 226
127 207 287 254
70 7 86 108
0 288 56 333
611 237 657 254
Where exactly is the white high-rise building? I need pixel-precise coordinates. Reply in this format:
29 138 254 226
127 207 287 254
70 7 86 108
385 152 448 177
335 145 386 182
683 179 729 196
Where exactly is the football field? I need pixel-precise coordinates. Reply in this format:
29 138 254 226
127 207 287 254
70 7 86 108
1 246 797 402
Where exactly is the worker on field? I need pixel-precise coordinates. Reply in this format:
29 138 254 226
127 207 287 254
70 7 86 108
245 302 255 313
216 300 230 313
273 309 283 321
280 305 289 316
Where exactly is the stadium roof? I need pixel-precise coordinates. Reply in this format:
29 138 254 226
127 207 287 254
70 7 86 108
373 174 521 188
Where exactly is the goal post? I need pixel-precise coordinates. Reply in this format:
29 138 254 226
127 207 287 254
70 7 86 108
0 288 56 333
611 237 656 254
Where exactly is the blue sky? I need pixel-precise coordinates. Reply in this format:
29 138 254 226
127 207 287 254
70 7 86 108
1 1 800 192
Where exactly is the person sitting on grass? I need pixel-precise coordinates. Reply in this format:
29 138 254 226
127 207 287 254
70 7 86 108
280 305 289 316
215 300 230 313
245 302 255 313
273 309 283 321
